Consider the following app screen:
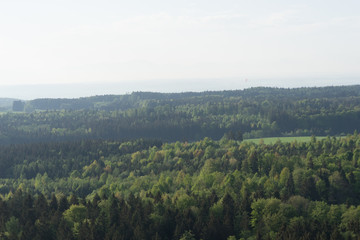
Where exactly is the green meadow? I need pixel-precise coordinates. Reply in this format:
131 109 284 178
244 136 328 144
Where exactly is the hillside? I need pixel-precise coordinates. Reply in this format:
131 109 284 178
0 85 359 144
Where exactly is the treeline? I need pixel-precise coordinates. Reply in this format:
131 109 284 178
1 85 360 144
1 134 360 238
25 85 360 111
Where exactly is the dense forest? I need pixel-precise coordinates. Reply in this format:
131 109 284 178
1 85 360 239
1 134 360 239
1 85 360 144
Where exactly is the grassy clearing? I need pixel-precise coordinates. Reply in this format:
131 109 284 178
244 136 327 144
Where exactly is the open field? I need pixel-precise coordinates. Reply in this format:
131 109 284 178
244 136 328 144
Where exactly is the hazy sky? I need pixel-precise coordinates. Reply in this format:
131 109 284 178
0 0 359 90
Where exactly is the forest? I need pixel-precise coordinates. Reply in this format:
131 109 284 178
1 85 360 144
1 135 360 239
1 85 360 239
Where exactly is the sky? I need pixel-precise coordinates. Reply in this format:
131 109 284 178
0 0 359 98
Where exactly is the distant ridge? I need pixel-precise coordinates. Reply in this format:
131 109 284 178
0 77 359 100
25 85 360 111
1 84 360 144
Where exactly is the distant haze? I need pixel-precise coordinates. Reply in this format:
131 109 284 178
0 0 359 89
0 77 358 100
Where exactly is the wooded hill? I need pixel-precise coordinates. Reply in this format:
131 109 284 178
2 85 360 144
